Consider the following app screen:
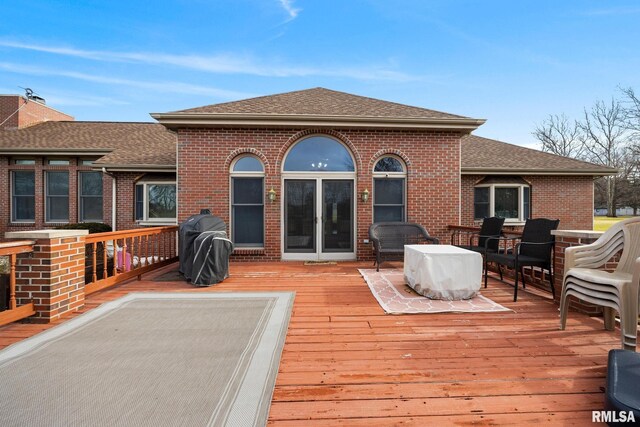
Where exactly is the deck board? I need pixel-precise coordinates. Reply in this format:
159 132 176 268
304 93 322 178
0 261 618 425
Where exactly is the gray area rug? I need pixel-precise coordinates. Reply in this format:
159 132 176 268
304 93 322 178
0 292 294 427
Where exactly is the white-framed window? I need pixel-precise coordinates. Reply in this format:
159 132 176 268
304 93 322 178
134 181 177 224
79 171 103 222
474 182 530 223
230 155 265 247
373 155 406 222
45 171 69 223
48 159 70 165
11 170 36 222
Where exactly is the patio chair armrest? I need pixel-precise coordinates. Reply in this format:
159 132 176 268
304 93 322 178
633 256 640 293
566 237 622 270
427 236 440 245
370 237 382 252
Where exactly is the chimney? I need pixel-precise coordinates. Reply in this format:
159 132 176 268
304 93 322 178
0 94 74 130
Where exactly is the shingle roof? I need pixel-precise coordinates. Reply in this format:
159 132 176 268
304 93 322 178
0 121 176 168
172 87 469 119
462 135 616 175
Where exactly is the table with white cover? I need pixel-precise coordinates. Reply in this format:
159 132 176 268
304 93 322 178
403 244 482 300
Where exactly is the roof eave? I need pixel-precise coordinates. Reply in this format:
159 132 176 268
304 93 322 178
461 167 618 176
150 113 486 131
0 148 111 156
93 163 176 172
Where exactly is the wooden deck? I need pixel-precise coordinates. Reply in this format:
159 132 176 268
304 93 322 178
0 261 619 425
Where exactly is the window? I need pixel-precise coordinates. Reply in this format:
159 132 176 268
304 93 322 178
231 156 264 247
473 180 531 223
284 136 355 172
48 159 70 165
46 171 69 222
373 156 406 222
14 159 35 165
134 182 177 223
79 172 103 222
12 171 35 222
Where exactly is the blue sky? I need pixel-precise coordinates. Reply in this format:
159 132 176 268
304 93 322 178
1 0 639 148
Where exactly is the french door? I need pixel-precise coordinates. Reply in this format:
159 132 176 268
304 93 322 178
283 178 355 261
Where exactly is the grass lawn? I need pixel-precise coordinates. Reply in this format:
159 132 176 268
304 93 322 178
593 215 634 231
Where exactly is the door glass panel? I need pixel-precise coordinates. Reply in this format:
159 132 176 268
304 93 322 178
322 180 353 252
285 180 316 252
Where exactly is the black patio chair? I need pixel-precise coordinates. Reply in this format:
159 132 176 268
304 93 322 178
484 218 560 302
453 216 505 257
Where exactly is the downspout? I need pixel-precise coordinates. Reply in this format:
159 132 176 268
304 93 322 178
102 167 117 231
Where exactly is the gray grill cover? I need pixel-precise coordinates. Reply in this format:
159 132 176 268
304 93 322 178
178 214 227 280
190 232 234 286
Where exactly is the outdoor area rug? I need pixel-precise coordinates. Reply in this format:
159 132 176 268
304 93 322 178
359 268 511 314
0 291 294 427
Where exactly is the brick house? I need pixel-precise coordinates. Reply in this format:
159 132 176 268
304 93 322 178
152 88 615 261
0 94 176 233
1 88 615 261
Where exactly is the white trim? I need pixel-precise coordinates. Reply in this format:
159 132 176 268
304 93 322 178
9 170 36 223
281 136 357 261
372 155 407 223
474 183 530 223
229 155 266 248
77 171 104 223
135 181 177 223
44 170 70 224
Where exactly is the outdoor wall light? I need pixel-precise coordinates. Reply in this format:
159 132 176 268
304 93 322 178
268 188 277 203
361 188 370 203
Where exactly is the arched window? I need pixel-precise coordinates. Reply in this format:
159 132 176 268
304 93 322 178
372 156 407 222
283 136 355 172
230 155 264 247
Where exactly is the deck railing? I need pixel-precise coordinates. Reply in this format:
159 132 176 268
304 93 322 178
84 226 178 295
0 240 36 327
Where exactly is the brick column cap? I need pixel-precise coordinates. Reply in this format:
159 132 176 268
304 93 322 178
5 229 89 239
552 230 603 239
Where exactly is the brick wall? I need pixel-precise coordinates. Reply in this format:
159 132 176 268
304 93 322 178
0 95 73 130
6 230 87 323
0 156 114 235
177 127 463 261
461 175 594 230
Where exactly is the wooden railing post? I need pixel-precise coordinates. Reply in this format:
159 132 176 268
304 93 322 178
9 253 16 310
5 230 88 323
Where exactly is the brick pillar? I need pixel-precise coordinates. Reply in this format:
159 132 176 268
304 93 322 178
552 230 603 314
5 230 88 323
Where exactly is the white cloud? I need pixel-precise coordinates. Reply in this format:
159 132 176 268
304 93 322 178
0 40 420 82
0 62 257 99
278 0 301 21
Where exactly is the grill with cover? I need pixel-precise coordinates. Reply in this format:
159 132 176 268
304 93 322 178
178 213 234 286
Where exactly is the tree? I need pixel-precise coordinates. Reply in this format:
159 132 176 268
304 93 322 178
533 114 584 158
579 98 632 217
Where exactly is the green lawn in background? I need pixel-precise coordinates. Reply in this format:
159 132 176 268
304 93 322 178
593 216 634 232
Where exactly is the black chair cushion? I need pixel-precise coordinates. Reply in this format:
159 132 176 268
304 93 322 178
605 349 640 419
485 252 548 268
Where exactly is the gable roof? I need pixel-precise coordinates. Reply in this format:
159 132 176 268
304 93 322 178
0 121 176 170
152 87 485 131
462 135 617 175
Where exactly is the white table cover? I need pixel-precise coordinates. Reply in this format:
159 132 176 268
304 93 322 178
403 244 482 300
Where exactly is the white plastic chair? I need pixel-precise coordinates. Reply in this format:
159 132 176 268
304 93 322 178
560 217 640 350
